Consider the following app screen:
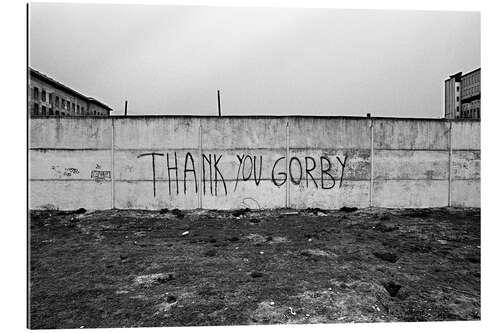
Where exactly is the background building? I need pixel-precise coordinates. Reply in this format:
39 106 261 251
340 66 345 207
28 67 112 117
444 68 480 119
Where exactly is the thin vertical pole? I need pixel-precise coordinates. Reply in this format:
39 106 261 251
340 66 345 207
217 90 221 117
448 121 453 207
111 117 115 209
124 100 128 116
286 120 290 208
369 118 374 207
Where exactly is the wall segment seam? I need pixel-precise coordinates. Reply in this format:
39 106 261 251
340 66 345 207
369 118 374 207
286 119 290 208
448 121 453 207
111 117 115 209
198 123 203 209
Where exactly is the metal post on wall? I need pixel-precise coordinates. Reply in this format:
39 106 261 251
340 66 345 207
124 100 128 116
217 90 221 117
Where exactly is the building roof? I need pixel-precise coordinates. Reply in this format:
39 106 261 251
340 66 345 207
447 67 481 82
462 67 481 77
29 67 112 111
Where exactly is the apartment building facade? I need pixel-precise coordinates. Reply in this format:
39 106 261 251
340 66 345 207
28 67 112 117
444 68 480 119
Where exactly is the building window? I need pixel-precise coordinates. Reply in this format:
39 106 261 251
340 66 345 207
33 87 39 100
456 86 459 92
42 90 46 102
49 108 54 115
456 96 460 102
33 103 39 115
55 96 59 107
42 105 46 115
55 110 59 115
72 103 75 112
49 93 53 105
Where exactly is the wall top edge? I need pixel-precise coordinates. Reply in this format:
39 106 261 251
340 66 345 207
29 115 481 122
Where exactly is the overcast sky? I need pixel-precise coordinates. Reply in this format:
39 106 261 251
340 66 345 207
29 4 480 117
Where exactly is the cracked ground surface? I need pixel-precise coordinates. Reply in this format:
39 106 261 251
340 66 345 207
29 207 480 328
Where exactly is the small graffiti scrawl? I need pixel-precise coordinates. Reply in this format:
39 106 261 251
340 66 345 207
51 166 80 177
91 170 111 182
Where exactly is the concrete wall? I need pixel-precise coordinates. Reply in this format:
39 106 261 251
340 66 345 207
29 116 480 210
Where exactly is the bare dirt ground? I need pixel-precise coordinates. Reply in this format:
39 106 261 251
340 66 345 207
29 207 480 329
